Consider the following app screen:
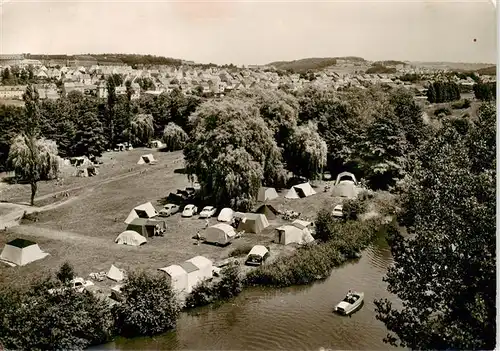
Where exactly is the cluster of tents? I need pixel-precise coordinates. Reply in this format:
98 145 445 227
115 202 166 245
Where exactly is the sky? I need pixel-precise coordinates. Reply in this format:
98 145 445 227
0 0 497 65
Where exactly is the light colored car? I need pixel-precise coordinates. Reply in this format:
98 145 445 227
182 204 198 217
245 245 270 266
199 206 217 218
332 205 344 218
159 204 180 217
48 277 95 294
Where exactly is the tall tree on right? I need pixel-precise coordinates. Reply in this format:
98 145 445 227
374 104 496 350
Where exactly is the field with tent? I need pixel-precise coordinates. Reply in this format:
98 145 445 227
0 148 342 291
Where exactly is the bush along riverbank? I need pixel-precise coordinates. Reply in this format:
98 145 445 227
244 213 387 288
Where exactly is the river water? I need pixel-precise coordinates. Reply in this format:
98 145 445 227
98 234 399 350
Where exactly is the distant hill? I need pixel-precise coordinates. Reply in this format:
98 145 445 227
365 64 397 74
27 54 183 67
409 61 494 71
267 56 366 73
373 60 407 66
475 66 496 75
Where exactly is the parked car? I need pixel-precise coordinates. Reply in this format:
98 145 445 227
182 204 198 217
159 204 180 217
332 205 344 218
199 206 217 218
245 245 270 266
48 277 95 294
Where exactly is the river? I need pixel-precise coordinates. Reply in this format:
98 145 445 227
97 234 399 350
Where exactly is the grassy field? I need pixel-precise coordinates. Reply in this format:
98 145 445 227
0 148 339 292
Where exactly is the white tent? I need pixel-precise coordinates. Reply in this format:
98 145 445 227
107 264 126 282
186 256 213 281
285 182 316 199
335 172 357 185
292 219 313 230
124 202 158 224
179 261 201 293
332 182 359 199
115 230 147 246
217 208 234 222
149 140 164 148
275 225 315 245
158 265 188 293
0 239 49 266
204 223 236 245
137 154 157 165
247 245 269 258
257 187 279 202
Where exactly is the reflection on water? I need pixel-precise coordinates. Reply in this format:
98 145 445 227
99 235 399 350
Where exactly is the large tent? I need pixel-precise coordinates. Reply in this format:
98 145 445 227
115 230 147 246
124 202 158 224
331 182 359 199
284 182 316 199
255 204 279 220
217 208 234 222
291 219 313 230
158 265 189 293
0 239 49 266
137 154 157 165
186 256 213 281
107 264 126 282
204 224 236 245
126 218 166 237
236 213 269 234
335 172 357 185
257 187 279 202
179 261 201 294
275 225 315 245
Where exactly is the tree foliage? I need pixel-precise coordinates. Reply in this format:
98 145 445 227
426 81 461 103
130 114 154 146
114 271 180 337
162 122 189 151
472 82 496 101
375 103 496 350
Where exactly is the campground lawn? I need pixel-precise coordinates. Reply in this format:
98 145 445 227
0 148 341 292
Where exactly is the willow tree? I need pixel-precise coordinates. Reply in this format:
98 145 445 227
162 122 188 151
8 85 59 205
130 114 154 146
284 121 327 180
184 98 286 211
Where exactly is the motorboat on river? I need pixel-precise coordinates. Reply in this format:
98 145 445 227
334 290 364 315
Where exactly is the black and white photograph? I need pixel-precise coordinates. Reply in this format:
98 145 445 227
0 0 497 350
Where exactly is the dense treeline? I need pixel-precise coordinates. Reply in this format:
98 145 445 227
426 81 461 103
365 65 397 74
473 82 496 101
1 66 43 86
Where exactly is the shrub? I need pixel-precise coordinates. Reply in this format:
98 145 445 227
162 122 189 151
0 275 114 350
314 208 338 242
56 262 75 284
244 219 382 288
433 107 452 118
451 99 471 110
229 244 253 257
342 192 371 220
114 271 180 337
185 263 243 308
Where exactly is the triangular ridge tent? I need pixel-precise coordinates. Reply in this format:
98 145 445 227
0 239 49 266
275 225 315 245
124 202 158 224
158 265 188 293
107 264 126 282
137 154 157 165
285 182 316 199
237 213 269 234
115 230 147 246
335 172 357 186
255 204 279 220
217 208 234 222
204 224 236 245
257 187 278 202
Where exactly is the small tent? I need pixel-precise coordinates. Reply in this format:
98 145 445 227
255 204 279 220
75 168 88 177
179 261 201 294
126 218 166 238
285 182 316 199
149 140 164 148
115 230 147 246
217 208 234 222
137 154 157 165
186 256 213 281
0 239 49 266
237 213 269 234
158 265 188 293
204 224 236 245
124 202 158 224
70 156 92 168
107 264 126 282
291 219 313 230
257 187 279 202
335 172 357 186
275 225 315 245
